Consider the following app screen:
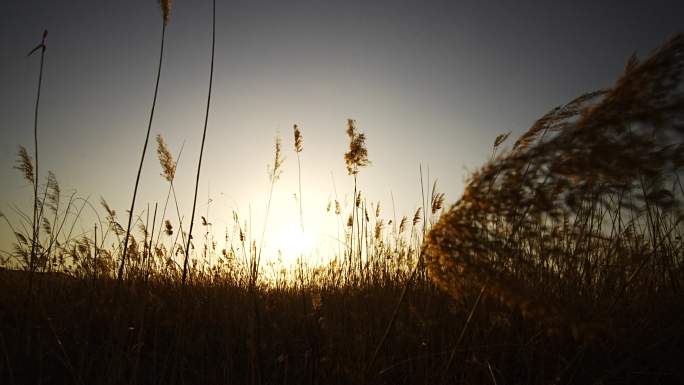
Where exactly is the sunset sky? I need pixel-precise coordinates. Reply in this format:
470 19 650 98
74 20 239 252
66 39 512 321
1 0 683 264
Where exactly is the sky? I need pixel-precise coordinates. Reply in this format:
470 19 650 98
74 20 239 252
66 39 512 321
1 0 683 266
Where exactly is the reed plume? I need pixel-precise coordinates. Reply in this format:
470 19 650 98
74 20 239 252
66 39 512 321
344 119 370 176
159 0 171 25
156 134 176 182
14 146 34 184
424 34 684 339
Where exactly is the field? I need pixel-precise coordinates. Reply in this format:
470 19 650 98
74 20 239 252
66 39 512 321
1 3 684 384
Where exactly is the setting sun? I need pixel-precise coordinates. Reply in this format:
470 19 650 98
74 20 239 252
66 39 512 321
271 223 315 265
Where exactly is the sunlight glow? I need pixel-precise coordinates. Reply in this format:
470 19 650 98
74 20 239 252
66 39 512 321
271 223 316 266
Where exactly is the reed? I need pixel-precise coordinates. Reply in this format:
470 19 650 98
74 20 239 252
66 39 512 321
424 33 684 340
344 119 370 276
182 0 216 285
294 124 304 232
25 30 47 291
118 0 171 282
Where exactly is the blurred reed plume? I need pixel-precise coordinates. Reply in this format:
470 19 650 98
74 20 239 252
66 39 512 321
159 0 171 25
424 34 684 339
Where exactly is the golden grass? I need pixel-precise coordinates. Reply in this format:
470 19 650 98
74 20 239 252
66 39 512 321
424 33 684 340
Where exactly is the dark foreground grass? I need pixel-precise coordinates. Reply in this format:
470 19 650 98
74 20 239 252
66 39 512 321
1 270 682 385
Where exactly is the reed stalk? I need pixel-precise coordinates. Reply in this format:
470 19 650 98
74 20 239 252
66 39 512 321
26 30 48 291
118 3 170 282
183 0 216 285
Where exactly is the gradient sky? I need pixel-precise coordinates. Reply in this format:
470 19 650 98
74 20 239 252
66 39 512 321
1 0 683 264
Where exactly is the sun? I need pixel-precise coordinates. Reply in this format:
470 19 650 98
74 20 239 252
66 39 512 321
272 224 316 266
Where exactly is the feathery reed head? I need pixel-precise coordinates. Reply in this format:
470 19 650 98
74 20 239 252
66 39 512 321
156 134 176 182
430 182 445 215
412 207 422 226
398 216 408 234
344 119 370 175
493 131 511 152
100 197 115 219
293 124 303 153
268 134 285 181
45 172 60 213
14 146 34 184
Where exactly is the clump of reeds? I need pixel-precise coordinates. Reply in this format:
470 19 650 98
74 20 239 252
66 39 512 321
424 34 684 339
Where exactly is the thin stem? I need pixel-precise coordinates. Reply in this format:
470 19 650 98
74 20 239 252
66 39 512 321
119 22 167 282
183 0 216 285
297 152 304 232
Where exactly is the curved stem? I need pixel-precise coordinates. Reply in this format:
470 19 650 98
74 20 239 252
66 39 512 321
183 0 216 285
119 22 166 281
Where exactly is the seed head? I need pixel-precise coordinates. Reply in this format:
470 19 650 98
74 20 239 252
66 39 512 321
293 124 303 153
156 134 176 182
344 119 370 175
159 0 171 25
